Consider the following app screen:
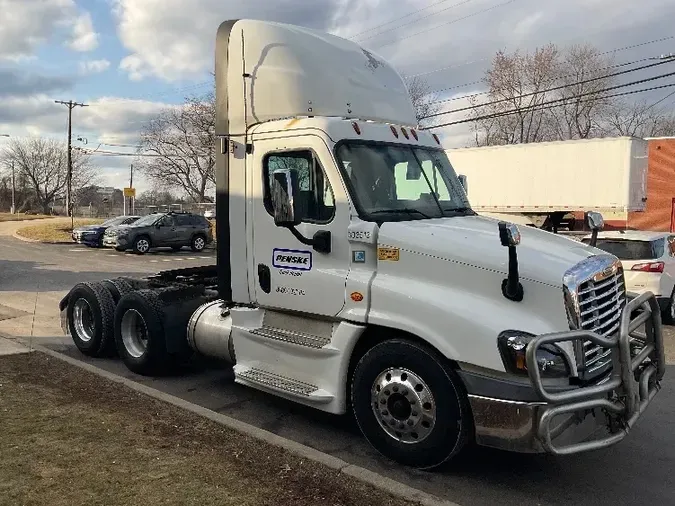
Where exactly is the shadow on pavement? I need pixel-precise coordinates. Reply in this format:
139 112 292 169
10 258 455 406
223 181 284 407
0 259 138 291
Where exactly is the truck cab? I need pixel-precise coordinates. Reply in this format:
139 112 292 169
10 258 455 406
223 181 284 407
60 19 665 470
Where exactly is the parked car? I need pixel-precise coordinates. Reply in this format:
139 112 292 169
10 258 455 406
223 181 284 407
102 211 213 254
581 230 675 323
72 215 140 247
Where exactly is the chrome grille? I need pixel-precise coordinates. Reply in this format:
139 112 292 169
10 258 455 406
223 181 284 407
563 255 626 381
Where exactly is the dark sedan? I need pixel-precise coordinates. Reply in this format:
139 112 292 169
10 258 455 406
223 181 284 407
72 215 140 247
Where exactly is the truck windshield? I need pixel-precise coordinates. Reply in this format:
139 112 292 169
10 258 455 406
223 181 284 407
335 142 472 221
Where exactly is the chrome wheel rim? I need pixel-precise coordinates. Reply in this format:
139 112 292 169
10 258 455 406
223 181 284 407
136 239 149 253
73 298 95 342
371 367 437 444
194 237 205 250
121 309 149 358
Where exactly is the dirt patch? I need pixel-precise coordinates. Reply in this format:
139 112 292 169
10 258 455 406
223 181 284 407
0 352 417 506
15 218 102 243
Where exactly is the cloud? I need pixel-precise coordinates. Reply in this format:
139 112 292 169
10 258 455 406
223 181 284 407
113 0 345 81
79 59 111 75
67 12 99 52
0 0 97 60
0 69 74 98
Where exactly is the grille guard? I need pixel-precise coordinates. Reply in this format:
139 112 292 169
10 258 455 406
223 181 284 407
526 291 665 455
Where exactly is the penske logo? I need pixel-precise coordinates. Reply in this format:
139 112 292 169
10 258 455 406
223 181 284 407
272 248 312 271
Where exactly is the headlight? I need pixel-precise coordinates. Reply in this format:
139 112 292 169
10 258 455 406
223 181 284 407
497 330 570 378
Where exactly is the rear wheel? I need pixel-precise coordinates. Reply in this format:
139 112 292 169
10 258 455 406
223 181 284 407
101 278 134 305
351 339 471 469
191 234 206 252
114 290 168 375
67 282 116 357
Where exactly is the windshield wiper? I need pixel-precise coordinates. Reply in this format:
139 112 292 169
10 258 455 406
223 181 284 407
370 208 433 219
442 206 476 216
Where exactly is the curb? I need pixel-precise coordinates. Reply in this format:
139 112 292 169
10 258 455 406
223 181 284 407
6 335 460 506
11 231 71 245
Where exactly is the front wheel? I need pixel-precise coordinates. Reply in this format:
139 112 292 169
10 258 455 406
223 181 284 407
351 339 472 469
133 236 151 255
663 291 675 325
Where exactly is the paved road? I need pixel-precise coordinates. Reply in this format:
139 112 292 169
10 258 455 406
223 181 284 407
3 232 675 505
0 236 214 291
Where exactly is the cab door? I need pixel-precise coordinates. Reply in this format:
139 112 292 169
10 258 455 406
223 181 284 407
251 135 351 317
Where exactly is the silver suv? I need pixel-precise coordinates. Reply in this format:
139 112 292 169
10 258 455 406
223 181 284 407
103 211 213 254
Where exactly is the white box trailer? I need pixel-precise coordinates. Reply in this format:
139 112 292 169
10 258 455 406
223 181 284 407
446 137 649 230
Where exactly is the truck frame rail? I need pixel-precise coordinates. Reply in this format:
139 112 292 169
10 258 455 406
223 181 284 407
526 291 665 455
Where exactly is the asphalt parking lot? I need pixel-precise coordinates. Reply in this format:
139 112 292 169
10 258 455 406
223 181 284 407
2 232 675 506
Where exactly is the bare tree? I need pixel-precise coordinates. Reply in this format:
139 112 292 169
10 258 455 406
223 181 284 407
467 43 648 146
404 75 442 126
469 44 562 146
549 44 615 140
1 138 97 214
138 90 216 202
601 98 675 137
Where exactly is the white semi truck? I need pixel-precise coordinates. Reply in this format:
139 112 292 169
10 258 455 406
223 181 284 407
447 137 649 232
59 19 665 469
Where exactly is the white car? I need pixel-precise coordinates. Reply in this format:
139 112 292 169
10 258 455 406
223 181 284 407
581 230 675 322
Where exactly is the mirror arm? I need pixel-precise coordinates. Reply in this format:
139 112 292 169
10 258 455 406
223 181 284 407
589 228 599 248
286 226 331 254
502 245 524 302
288 226 314 247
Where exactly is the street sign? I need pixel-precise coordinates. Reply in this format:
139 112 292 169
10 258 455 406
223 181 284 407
123 187 136 197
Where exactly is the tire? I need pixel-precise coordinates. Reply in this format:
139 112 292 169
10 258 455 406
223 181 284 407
191 234 206 252
133 236 151 255
662 291 675 325
114 289 168 375
101 278 135 305
67 282 116 357
351 339 471 470
114 286 198 375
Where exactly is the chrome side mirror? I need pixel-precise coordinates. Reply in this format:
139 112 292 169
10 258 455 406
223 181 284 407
585 211 604 231
499 222 521 247
498 222 523 302
585 211 604 248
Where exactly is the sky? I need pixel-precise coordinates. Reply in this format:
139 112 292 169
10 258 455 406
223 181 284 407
1 0 674 195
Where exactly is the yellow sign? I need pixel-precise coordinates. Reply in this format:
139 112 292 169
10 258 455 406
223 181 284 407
123 187 136 197
377 247 400 261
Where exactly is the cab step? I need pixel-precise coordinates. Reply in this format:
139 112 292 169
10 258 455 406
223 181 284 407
250 326 332 349
234 365 334 403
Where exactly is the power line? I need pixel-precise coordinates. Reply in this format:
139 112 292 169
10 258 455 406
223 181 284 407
347 0 463 40
422 81 675 130
426 35 675 96
423 57 675 119
354 0 478 43
431 56 658 105
371 0 518 50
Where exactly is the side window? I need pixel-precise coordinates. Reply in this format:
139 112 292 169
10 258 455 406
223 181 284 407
667 236 675 257
263 150 335 223
176 215 192 226
159 215 175 226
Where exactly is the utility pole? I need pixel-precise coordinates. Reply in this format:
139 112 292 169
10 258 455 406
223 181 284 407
11 161 15 215
55 100 88 229
130 163 134 215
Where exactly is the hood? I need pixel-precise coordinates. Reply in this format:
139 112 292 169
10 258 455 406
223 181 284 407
377 215 600 288
106 224 134 233
74 225 104 232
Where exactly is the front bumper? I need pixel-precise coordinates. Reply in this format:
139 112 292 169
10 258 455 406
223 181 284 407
467 291 665 455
